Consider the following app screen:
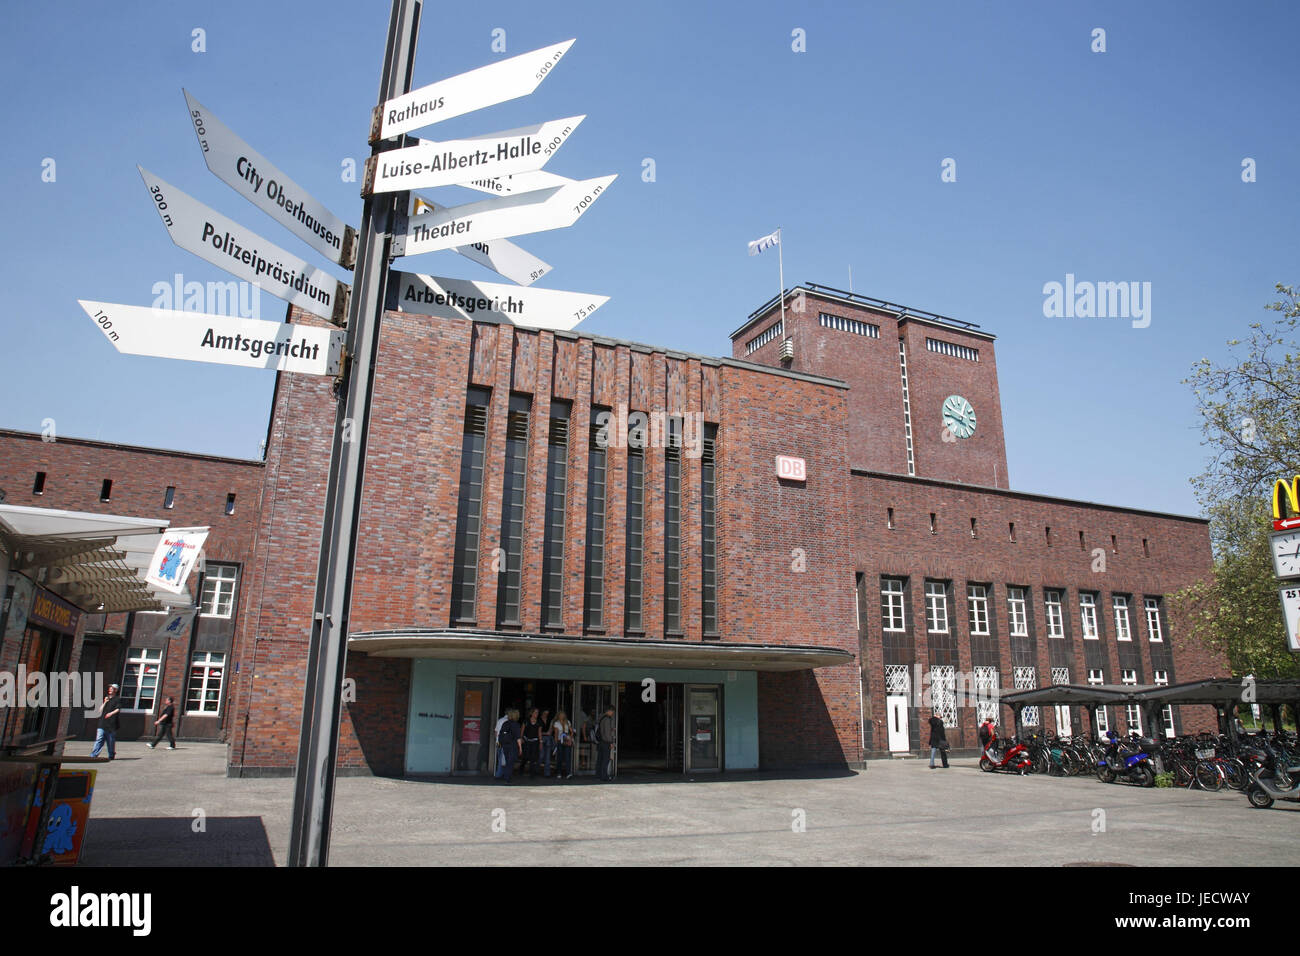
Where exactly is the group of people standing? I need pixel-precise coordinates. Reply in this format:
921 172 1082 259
494 705 617 784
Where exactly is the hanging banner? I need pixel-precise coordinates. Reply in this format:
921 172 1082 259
377 39 576 140
411 195 551 285
138 167 350 323
145 528 210 595
79 300 345 376
155 607 198 639
393 272 606 331
183 90 357 268
396 175 616 258
365 116 583 195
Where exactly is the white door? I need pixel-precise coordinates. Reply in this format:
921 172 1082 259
1055 704 1072 737
886 695 910 752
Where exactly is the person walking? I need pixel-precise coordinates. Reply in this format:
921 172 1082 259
596 705 617 781
521 708 542 776
540 708 556 777
493 709 512 778
928 710 949 769
551 710 574 779
89 684 121 760
497 709 522 784
146 696 177 750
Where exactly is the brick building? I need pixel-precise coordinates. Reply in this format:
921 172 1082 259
0 282 1224 775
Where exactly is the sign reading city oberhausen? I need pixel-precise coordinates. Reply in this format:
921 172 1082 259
146 527 210 595
366 117 583 195
79 300 344 376
398 175 616 257
393 273 606 332
1273 475 1300 531
377 39 575 141
776 456 807 481
138 167 350 324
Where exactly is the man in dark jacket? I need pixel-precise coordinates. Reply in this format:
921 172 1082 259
596 705 617 781
147 696 176 750
928 710 949 769
497 710 523 784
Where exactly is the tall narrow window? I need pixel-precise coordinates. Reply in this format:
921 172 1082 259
700 424 719 635
1008 521 1015 542
1113 595 1132 641
1088 668 1109 733
881 578 906 632
967 584 989 635
33 472 46 495
1080 593 1099 639
887 507 895 529
925 581 949 633
663 416 682 634
451 388 490 624
541 403 570 628
1144 597 1164 642
1121 669 1141 733
100 479 112 502
624 421 645 633
225 493 236 515
584 413 608 630
199 564 238 618
1044 589 1065 638
163 485 175 509
496 394 530 626
1007 587 1028 637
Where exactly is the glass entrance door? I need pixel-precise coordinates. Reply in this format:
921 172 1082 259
575 681 616 776
452 678 497 775
685 685 722 771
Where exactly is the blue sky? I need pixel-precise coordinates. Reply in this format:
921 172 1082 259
2 1 1296 515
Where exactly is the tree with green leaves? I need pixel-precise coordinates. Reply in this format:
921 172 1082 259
1171 284 1300 681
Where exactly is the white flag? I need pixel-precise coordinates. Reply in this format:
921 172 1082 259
748 229 781 256
146 527 210 595
155 607 197 639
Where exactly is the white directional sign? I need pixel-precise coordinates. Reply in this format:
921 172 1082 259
457 169 574 197
79 299 344 375
411 195 551 285
393 273 607 331
1282 585 1300 653
367 116 583 195
138 167 349 323
378 39 575 140
397 175 616 258
183 90 357 267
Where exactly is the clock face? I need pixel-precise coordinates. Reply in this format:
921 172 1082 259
1272 530 1300 579
942 395 977 439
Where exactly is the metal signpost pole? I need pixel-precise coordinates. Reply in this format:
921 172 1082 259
287 0 421 868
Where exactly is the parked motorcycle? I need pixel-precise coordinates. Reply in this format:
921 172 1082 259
1096 731 1156 787
980 736 1033 774
1243 738 1300 809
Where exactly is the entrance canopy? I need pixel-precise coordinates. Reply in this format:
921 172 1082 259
1000 678 1300 708
0 504 174 612
349 627 854 671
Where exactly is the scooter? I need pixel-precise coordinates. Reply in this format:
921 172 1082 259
1243 738 1300 809
980 736 1033 774
1096 731 1156 787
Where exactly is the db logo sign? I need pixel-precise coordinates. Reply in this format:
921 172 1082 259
776 455 806 482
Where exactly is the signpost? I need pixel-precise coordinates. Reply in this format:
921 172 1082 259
392 272 608 330
457 168 573 197
138 167 350 324
412 194 551 284
78 300 343 375
394 174 616 257
364 116 583 194
183 90 358 268
376 38 575 140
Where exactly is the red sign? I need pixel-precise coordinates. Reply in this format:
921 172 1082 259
1274 516 1300 531
461 718 481 745
776 455 806 482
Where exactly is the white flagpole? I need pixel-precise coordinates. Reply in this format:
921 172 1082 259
777 227 786 326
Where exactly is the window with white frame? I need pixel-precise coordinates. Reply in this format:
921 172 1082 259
1153 670 1174 737
1013 666 1039 725
1088 668 1109 733
200 564 238 618
967 584 989 635
1121 670 1142 733
925 581 949 633
187 652 226 714
974 666 999 722
1113 595 1132 641
1007 587 1028 637
1080 593 1099 639
881 578 906 632
932 665 957 728
1144 597 1164 642
120 648 163 711
1045 589 1065 638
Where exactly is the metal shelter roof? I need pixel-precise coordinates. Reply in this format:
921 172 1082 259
1000 678 1300 708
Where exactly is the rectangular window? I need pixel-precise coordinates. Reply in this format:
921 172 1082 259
1014 666 1039 725
925 581 949 633
925 337 979 361
224 493 236 515
1007 587 1028 637
664 417 682 634
1121 669 1141 733
967 584 989 635
100 479 112 502
584 415 608 630
881 578 906 633
1154 670 1174 736
163 485 175 509
541 404 570 628
820 312 880 338
932 665 957 728
199 564 238 618
700 424 718 635
744 319 783 354
1113 595 1132 641
1080 593 1099 640
120 648 163 712
887 507 895 530
496 395 530 626
187 651 226 714
451 388 490 623
1088 668 1109 734
929 513 937 534
1144 597 1164 642
974 666 999 722
624 426 645 632
969 517 977 538
1008 521 1015 542
1045 590 1065 638
33 472 46 495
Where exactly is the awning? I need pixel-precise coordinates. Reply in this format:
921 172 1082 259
348 628 854 671
999 678 1300 708
0 504 174 613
